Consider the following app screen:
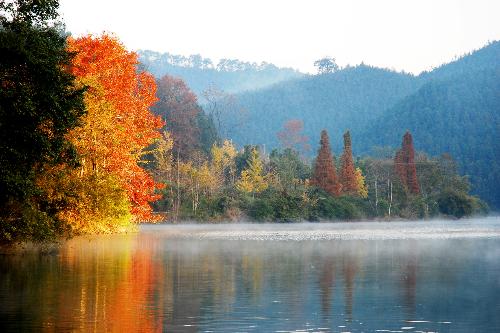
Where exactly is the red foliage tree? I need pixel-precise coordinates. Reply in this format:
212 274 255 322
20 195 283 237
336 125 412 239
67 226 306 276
68 34 164 221
340 131 359 195
153 75 201 160
394 131 420 194
276 119 310 154
311 130 341 196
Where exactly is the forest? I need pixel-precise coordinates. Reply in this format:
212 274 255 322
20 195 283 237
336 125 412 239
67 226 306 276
217 43 500 209
0 0 489 245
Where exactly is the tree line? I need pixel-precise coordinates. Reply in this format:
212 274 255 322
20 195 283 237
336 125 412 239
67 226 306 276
0 0 487 246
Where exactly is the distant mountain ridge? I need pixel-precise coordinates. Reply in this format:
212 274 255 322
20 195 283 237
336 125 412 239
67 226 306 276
226 41 500 208
234 65 423 151
137 50 303 97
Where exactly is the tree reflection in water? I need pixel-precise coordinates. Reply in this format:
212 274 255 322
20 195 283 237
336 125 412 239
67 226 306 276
1 232 499 332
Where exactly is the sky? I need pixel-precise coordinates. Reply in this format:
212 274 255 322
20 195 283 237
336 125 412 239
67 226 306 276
59 0 500 74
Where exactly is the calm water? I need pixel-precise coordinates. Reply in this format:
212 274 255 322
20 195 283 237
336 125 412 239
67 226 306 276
1 218 500 332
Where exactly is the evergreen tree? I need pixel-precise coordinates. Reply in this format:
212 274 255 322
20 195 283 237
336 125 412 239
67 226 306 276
0 0 85 243
340 131 359 195
394 131 420 194
311 130 341 196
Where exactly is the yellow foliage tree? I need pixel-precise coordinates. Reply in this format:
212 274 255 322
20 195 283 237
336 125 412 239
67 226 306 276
36 77 133 234
179 161 218 214
236 148 269 196
153 131 174 181
355 167 368 198
211 140 237 186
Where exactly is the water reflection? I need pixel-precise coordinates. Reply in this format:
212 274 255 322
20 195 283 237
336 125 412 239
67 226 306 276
1 225 500 332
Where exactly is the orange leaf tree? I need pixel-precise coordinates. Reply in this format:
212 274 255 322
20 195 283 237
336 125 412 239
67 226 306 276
339 131 359 195
394 131 420 195
311 130 341 196
68 34 164 222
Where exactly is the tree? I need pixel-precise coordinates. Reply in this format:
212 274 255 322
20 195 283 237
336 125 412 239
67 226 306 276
178 161 217 214
154 75 202 160
68 34 164 222
355 168 368 198
311 130 341 196
339 131 359 195
394 131 420 194
202 84 247 139
236 148 269 196
211 140 237 186
0 0 85 243
269 148 311 194
314 57 339 74
276 119 310 155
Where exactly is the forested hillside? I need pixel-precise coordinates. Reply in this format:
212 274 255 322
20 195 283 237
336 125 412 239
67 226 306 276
234 65 422 151
359 69 500 208
137 50 303 97
225 41 500 208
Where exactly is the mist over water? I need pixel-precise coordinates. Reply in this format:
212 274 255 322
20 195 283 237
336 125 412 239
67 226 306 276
1 217 499 332
143 217 500 241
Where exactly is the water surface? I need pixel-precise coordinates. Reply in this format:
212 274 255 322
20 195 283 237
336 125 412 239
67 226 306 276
1 218 500 332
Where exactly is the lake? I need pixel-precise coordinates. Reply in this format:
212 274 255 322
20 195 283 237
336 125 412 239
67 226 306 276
1 218 500 332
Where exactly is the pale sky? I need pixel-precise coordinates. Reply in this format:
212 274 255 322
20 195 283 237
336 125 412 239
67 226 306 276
59 0 500 74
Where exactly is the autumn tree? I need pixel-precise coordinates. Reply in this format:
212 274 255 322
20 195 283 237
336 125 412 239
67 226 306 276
211 140 237 186
339 131 359 195
154 75 204 160
0 0 85 243
237 148 269 197
394 131 420 194
311 130 341 196
178 161 217 214
67 34 164 224
276 119 311 155
355 168 368 198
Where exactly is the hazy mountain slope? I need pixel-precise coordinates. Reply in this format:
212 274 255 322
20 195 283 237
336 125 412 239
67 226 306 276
138 50 303 97
233 65 422 152
421 41 500 81
226 41 499 208
358 68 500 208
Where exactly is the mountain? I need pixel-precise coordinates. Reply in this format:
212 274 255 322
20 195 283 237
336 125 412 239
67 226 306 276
233 65 423 152
137 50 303 97
359 68 500 208
226 41 500 208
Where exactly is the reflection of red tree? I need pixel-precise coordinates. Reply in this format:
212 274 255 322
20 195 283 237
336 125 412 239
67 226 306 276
402 249 418 320
343 257 358 322
319 257 336 317
107 248 162 332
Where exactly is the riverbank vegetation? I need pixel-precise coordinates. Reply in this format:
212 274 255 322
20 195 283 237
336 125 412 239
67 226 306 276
0 1 487 245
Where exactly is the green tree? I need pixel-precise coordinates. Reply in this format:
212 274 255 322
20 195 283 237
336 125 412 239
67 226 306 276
269 148 310 194
0 0 85 244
